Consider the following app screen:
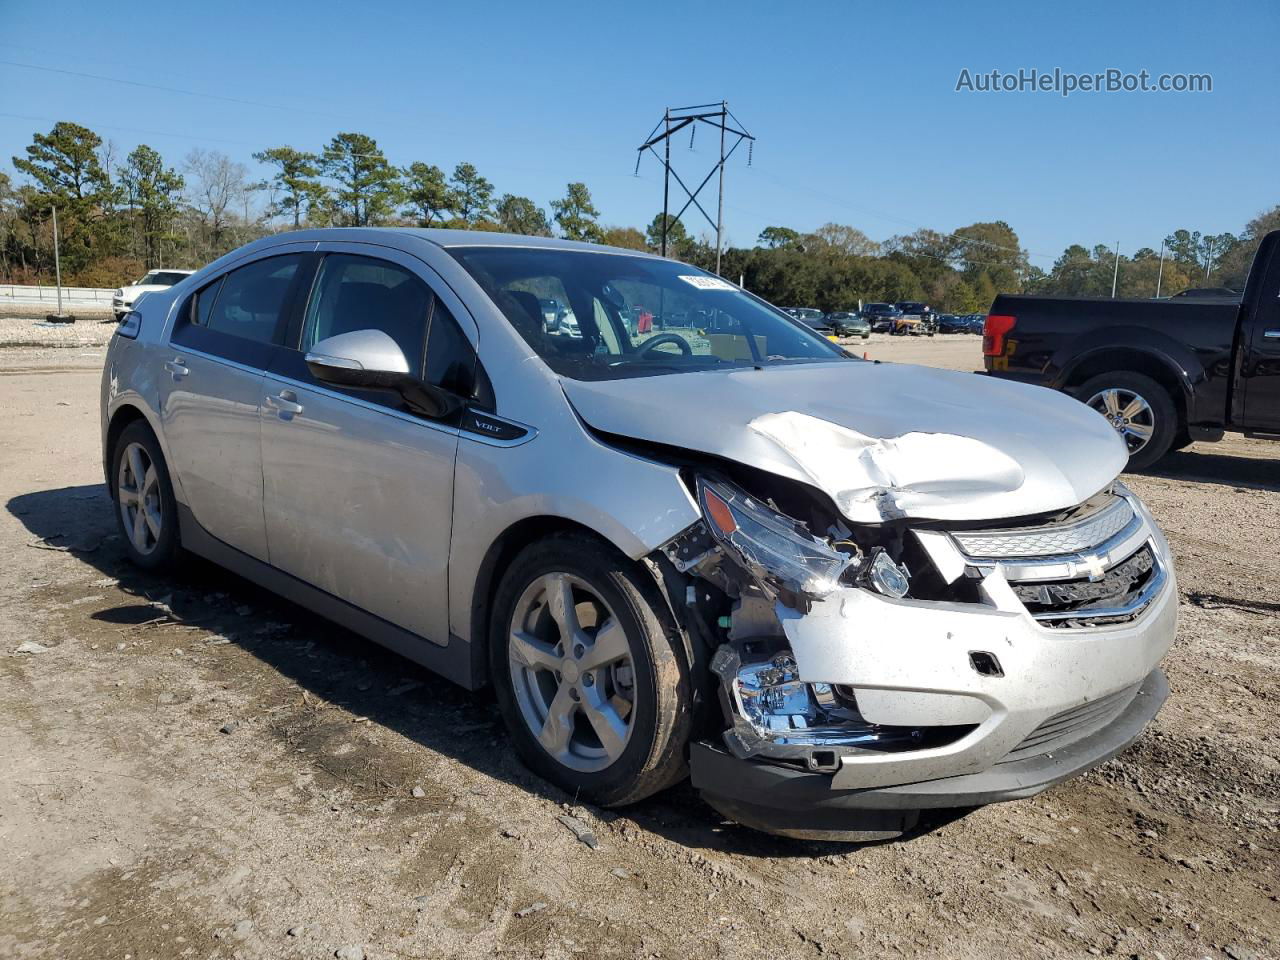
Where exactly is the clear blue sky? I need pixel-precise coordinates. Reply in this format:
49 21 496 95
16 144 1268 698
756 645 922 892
2 0 1276 267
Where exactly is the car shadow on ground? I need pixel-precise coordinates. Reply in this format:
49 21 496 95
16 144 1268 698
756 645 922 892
1141 447 1280 491
8 482 975 859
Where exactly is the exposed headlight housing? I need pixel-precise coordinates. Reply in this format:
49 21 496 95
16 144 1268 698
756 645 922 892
862 548 910 599
696 476 856 598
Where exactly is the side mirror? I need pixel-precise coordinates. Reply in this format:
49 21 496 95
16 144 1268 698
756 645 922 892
305 329 462 419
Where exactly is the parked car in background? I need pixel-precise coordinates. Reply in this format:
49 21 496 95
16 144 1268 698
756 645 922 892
113 269 196 319
1168 287 1240 300
963 313 987 333
984 229 1280 469
891 301 936 337
860 302 901 332
825 311 870 338
100 227 1177 842
935 314 969 334
784 307 837 339
896 300 936 337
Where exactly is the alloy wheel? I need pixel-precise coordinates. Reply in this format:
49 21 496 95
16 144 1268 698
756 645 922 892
1087 387 1155 455
507 572 636 773
117 441 162 555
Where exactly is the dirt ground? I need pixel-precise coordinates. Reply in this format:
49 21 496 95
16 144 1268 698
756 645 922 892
1 330 1276 960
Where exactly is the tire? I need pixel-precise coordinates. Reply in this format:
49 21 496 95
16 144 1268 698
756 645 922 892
1077 371 1178 471
111 419 182 571
489 533 693 807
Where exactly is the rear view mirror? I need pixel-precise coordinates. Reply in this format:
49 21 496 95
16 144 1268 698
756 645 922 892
305 329 462 420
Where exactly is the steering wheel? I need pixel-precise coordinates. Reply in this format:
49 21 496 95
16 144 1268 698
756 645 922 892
636 333 693 357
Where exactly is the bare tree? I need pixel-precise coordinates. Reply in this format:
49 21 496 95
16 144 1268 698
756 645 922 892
183 148 253 261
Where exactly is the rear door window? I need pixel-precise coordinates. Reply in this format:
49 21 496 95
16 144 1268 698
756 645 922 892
204 257 300 345
172 253 306 368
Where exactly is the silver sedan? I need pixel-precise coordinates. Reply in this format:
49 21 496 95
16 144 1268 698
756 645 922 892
101 229 1176 840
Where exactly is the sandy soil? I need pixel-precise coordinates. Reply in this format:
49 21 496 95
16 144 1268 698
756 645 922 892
0 340 1276 960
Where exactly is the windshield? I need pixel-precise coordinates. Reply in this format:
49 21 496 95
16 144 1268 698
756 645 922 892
136 271 187 286
449 247 846 381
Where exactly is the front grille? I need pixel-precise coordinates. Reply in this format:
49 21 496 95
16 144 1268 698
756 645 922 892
951 495 1134 559
1000 683 1140 763
946 493 1165 628
1013 545 1156 623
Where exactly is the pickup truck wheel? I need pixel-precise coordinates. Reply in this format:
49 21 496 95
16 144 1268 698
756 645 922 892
490 534 693 807
1079 372 1176 470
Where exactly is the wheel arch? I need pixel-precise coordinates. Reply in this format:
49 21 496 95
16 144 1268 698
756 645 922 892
467 515 635 688
104 403 152 489
1060 348 1190 432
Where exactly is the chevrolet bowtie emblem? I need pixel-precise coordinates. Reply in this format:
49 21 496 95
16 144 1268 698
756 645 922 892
1079 556 1108 582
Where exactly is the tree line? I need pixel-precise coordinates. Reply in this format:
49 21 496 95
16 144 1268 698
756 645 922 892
1 120 1274 311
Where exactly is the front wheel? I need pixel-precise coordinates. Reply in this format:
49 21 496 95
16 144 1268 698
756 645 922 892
1078 371 1178 471
489 534 694 806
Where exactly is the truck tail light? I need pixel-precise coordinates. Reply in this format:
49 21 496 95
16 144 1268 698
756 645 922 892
983 314 1016 356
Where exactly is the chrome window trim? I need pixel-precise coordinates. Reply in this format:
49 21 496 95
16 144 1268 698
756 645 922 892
180 349 537 448
178 345 265 379
261 370 461 437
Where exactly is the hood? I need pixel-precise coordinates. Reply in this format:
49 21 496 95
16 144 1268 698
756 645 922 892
561 361 1127 523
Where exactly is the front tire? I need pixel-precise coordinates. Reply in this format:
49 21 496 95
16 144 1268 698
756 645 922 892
111 420 181 571
489 533 693 806
1079 371 1177 471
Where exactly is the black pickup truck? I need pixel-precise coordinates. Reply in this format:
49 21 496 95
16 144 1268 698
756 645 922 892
984 230 1280 468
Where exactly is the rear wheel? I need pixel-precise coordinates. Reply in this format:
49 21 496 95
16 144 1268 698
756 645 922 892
111 420 181 570
1079 371 1177 470
489 534 693 806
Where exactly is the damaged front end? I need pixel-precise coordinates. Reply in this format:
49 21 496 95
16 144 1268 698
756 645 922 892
664 475 973 776
657 469 1176 841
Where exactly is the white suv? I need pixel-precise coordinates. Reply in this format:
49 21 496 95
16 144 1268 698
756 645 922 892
113 269 196 319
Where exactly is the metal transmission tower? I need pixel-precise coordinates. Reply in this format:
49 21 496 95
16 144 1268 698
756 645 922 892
635 102 754 275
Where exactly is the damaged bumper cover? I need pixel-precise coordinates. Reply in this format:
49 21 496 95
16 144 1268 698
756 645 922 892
691 668 1169 840
687 490 1178 839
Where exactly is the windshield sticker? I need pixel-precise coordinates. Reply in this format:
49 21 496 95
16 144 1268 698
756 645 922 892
678 275 736 291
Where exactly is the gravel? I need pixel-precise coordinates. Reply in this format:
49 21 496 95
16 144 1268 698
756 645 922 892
1 339 1275 960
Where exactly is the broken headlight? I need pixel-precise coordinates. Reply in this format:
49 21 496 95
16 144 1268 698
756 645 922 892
697 477 856 598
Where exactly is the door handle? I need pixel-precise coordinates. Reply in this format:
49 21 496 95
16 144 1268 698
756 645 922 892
266 390 304 419
164 357 189 379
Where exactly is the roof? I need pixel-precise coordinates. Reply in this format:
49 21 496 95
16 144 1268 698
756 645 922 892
248 226 663 259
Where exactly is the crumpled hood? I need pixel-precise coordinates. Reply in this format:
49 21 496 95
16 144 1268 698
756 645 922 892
561 361 1127 523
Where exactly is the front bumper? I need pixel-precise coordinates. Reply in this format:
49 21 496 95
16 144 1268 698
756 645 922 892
691 668 1168 840
693 490 1177 839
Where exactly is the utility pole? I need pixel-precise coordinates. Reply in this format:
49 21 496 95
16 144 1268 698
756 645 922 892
715 100 727 274
1155 239 1166 298
661 109 670 257
48 205 71 323
1111 241 1121 298
1203 238 1214 280
636 102 754 273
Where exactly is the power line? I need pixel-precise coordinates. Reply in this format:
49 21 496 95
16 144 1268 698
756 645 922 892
0 112 264 149
0 59 353 122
